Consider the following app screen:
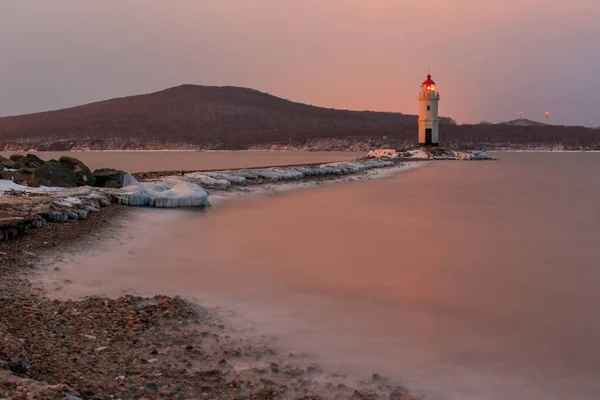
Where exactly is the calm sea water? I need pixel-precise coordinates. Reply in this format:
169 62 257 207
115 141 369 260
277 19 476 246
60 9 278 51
38 152 600 399
1 151 363 172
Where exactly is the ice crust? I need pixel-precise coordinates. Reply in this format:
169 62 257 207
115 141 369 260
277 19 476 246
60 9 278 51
183 172 232 189
215 161 393 182
110 160 394 207
455 151 491 160
201 172 247 186
0 180 66 195
109 174 209 208
1 159 396 209
406 149 493 160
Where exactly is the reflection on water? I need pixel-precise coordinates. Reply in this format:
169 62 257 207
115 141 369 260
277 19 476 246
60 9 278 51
1 150 363 172
37 153 600 399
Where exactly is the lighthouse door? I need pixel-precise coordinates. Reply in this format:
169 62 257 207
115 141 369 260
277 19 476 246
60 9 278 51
425 129 432 145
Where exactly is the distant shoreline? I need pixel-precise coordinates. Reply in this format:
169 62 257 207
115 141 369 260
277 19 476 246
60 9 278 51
3 148 600 154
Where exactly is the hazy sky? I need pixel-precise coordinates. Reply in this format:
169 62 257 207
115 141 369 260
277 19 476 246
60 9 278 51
1 1 599 126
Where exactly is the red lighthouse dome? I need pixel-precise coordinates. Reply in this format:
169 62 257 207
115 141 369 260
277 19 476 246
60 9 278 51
422 74 436 91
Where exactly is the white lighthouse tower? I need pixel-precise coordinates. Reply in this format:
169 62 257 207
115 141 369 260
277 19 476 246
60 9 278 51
418 74 440 146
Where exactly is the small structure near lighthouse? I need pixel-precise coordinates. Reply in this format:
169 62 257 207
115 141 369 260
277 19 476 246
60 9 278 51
418 74 440 146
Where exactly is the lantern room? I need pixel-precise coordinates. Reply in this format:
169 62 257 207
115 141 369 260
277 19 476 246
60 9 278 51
422 74 436 92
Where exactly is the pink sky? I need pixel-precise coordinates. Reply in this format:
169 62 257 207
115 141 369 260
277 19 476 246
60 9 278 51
1 0 599 126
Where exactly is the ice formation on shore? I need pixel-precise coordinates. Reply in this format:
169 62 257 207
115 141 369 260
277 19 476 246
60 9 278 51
1 159 396 213
0 180 65 194
201 172 247 185
366 149 399 159
1 159 404 242
182 172 232 189
108 174 209 207
406 149 493 160
206 160 394 183
455 151 492 160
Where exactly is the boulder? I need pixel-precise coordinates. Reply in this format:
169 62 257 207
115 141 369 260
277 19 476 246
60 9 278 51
32 160 77 188
103 180 123 188
9 154 24 162
12 156 29 169
58 156 96 186
93 168 126 188
0 156 14 169
25 154 44 169
11 154 45 169
17 167 35 175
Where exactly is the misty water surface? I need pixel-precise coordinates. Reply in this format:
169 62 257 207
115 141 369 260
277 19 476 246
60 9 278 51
37 152 600 400
1 151 363 172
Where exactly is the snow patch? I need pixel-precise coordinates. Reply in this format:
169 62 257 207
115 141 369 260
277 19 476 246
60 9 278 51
53 197 84 207
406 149 494 160
406 149 432 159
0 180 66 195
201 172 247 186
455 151 492 160
2 159 400 209
366 149 399 159
183 172 232 189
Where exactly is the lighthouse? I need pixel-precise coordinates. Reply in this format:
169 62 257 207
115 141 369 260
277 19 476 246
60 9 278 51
418 74 440 146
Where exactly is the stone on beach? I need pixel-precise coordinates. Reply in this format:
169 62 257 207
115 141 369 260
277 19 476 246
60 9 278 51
92 168 126 188
17 167 35 175
0 156 15 169
58 156 96 187
32 160 78 188
10 154 45 170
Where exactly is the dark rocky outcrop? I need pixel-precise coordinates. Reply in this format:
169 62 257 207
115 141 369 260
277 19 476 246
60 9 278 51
11 154 45 169
32 160 77 188
58 156 96 186
93 168 126 188
10 155 28 169
17 167 35 175
0 156 14 169
25 154 44 168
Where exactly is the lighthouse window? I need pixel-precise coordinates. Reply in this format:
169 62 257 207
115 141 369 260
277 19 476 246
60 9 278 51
427 105 431 111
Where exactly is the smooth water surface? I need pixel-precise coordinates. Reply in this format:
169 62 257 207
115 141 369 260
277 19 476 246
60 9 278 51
39 153 600 399
2 150 363 172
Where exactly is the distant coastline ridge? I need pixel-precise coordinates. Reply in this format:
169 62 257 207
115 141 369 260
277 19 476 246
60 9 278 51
0 85 598 151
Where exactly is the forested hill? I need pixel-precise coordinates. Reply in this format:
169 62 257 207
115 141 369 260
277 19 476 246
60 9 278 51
0 85 426 150
0 85 597 151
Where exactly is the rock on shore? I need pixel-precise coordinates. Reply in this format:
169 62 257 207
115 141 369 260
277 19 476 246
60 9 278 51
58 156 96 186
33 160 78 188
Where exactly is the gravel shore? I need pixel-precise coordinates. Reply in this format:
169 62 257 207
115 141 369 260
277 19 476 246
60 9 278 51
0 205 414 400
